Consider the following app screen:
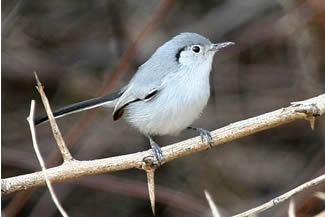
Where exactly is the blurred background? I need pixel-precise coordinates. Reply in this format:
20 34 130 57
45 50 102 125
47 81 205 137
2 0 325 216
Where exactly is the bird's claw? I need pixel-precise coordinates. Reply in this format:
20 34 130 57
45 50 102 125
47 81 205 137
148 136 163 165
152 144 163 165
188 127 213 148
198 128 213 148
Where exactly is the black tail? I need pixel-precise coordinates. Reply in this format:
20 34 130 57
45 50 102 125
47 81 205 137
34 90 122 125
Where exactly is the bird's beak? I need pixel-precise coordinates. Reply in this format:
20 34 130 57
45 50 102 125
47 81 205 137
209 42 235 51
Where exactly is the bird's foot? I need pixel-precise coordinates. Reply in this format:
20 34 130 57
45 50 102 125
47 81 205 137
187 127 213 148
148 136 163 165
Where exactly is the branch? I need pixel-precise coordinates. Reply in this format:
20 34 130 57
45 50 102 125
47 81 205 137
26 100 69 217
231 173 325 217
204 190 222 217
34 72 73 162
2 93 325 196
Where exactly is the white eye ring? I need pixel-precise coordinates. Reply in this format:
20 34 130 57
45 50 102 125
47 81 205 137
191 45 201 53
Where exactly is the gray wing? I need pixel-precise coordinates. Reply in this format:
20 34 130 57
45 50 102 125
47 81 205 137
112 82 161 120
112 61 176 120
112 38 181 120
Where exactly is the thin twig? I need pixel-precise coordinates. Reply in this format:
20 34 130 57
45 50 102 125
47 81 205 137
34 72 73 162
314 192 325 201
27 100 69 217
288 200 296 217
204 190 222 217
232 174 325 217
2 93 325 195
313 210 325 217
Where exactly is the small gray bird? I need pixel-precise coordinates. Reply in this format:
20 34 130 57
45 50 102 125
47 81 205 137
35 32 234 163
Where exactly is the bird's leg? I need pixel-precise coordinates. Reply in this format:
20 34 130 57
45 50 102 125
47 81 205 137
148 136 163 164
187 127 213 148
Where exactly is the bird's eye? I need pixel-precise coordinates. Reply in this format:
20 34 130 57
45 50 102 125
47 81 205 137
191 45 201 53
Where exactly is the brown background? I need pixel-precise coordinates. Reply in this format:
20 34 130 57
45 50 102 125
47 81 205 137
2 0 325 216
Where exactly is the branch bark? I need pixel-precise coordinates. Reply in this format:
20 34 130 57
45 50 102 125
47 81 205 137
2 93 325 196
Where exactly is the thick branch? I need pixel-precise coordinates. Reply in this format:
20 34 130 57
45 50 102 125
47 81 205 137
2 93 325 196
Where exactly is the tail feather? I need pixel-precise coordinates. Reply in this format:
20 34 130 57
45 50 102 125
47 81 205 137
34 91 122 125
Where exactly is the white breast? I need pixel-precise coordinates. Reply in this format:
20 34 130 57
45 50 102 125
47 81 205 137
125 62 212 136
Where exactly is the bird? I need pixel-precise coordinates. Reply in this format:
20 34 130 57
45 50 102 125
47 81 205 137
35 32 234 164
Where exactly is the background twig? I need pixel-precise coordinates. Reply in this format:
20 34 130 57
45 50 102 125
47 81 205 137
204 190 222 217
27 100 69 217
232 174 325 217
